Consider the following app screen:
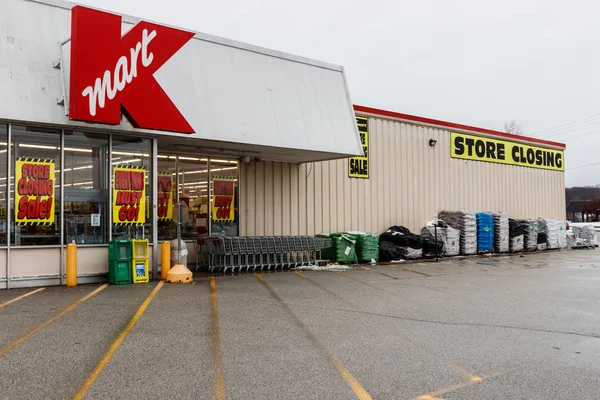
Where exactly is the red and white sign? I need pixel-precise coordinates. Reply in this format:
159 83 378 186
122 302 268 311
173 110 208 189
69 6 195 133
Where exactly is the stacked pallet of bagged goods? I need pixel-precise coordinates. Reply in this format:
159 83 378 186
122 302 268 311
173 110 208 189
539 218 560 249
476 213 495 253
421 219 460 257
348 232 380 263
557 220 567 249
438 211 477 255
571 224 597 248
491 212 509 253
537 218 550 250
509 219 525 252
519 219 538 251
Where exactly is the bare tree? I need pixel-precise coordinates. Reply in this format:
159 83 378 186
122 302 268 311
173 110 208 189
504 120 523 135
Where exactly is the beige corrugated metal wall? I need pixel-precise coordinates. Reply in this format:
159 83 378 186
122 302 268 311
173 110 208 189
240 115 566 236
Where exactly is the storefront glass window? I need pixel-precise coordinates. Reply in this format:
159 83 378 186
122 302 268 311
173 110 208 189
178 157 209 240
111 136 152 240
0 125 7 245
63 131 109 245
10 125 61 246
210 159 239 236
156 154 178 241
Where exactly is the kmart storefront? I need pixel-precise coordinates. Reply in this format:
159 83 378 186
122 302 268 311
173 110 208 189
0 0 363 288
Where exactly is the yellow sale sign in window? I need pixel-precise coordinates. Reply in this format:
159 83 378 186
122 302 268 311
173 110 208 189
15 158 55 225
212 177 235 222
113 166 146 225
157 173 174 221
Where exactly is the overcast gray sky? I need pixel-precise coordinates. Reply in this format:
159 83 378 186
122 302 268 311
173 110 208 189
79 0 599 187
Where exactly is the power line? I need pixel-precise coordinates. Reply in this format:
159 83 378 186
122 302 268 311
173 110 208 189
543 118 600 139
531 113 600 136
567 161 600 171
562 128 600 142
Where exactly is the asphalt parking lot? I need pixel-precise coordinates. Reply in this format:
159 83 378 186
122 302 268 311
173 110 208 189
1 250 599 400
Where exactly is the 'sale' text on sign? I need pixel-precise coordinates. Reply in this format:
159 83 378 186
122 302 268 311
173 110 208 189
450 132 564 171
112 166 146 224
15 158 55 224
348 116 369 178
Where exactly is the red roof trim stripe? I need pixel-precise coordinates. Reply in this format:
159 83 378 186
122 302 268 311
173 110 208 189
353 105 567 149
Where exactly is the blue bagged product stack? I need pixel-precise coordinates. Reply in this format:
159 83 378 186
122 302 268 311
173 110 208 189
476 213 494 253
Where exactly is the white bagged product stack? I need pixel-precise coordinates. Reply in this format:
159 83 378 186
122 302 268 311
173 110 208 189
445 226 461 256
557 220 567 249
491 212 509 253
572 225 596 240
421 220 460 257
521 219 538 251
539 218 559 249
438 211 477 255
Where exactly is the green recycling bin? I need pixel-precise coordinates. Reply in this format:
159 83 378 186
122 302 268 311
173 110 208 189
108 239 132 285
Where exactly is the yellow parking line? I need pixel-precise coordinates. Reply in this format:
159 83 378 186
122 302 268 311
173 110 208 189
411 377 484 400
210 277 226 400
256 274 372 400
73 281 164 400
335 271 383 291
295 272 348 301
0 284 107 358
0 287 45 309
393 266 431 277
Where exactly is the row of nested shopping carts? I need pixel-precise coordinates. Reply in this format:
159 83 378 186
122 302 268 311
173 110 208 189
195 236 333 273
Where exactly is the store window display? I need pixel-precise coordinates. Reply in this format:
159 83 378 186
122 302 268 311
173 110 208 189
210 160 239 236
111 136 152 240
63 131 109 244
0 125 7 245
9 125 61 246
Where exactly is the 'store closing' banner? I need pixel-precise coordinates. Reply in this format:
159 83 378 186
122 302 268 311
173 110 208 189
113 166 146 225
157 173 173 221
15 158 55 225
451 132 564 171
212 178 235 222
348 116 369 178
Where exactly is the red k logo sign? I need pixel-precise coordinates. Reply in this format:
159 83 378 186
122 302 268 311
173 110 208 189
69 6 195 133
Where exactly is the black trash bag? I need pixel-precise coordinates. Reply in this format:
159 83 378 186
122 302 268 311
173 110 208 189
379 226 424 249
422 237 443 256
537 232 548 244
386 226 411 235
378 240 405 262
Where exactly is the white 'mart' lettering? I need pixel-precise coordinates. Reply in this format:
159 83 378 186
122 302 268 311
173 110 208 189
82 29 157 116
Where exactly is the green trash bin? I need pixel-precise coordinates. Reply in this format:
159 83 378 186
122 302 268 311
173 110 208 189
108 239 132 285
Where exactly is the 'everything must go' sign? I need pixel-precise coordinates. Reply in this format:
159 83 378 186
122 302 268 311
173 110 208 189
113 166 146 225
157 173 174 221
15 158 55 225
212 178 235 222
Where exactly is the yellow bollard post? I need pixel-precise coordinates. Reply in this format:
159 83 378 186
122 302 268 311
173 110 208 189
66 243 77 287
161 241 171 281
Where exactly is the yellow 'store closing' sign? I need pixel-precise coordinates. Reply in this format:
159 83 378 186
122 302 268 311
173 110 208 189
15 158 56 225
451 132 564 171
348 116 369 178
